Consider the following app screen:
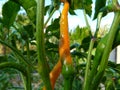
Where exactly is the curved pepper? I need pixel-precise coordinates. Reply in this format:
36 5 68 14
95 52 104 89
43 0 72 90
59 0 72 64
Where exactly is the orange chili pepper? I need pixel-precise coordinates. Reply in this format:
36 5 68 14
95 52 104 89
43 1 72 90
59 0 72 64
42 60 61 90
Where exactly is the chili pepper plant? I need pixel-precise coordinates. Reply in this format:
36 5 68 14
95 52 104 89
0 0 120 90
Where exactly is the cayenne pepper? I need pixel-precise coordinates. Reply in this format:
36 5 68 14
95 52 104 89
43 0 72 89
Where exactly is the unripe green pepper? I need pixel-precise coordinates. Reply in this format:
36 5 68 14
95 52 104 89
62 63 74 78
62 63 75 90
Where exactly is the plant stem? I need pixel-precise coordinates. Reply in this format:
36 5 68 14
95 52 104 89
83 11 103 90
20 73 27 90
36 0 52 90
26 67 32 90
64 78 73 90
83 10 92 36
26 39 30 60
62 64 74 90
91 12 120 90
94 12 103 38
83 38 95 90
20 68 31 90
44 8 56 28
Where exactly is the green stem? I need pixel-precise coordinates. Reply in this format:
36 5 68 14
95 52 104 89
8 28 10 43
83 38 95 90
26 39 30 60
64 78 73 90
83 10 92 36
36 0 52 90
83 12 103 90
26 67 31 90
62 64 74 90
44 8 56 28
20 68 31 90
94 12 103 38
84 25 120 90
91 12 120 90
0 62 32 90
20 73 27 90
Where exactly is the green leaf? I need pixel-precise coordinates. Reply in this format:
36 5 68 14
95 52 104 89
10 0 36 23
70 26 91 44
81 36 91 51
46 0 60 15
69 8 76 15
71 0 92 16
45 5 50 15
93 0 107 20
23 24 35 39
2 1 20 28
46 18 60 38
52 0 60 9
71 0 82 9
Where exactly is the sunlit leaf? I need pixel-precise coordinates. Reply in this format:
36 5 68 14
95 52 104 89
10 0 36 23
71 0 92 16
